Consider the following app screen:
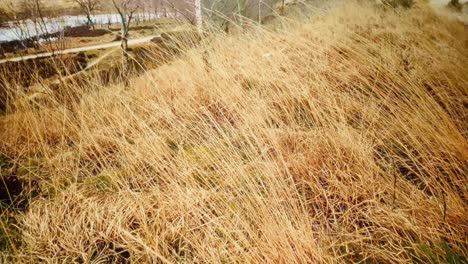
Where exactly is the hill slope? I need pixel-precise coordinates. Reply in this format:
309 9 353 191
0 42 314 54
1 1 467 262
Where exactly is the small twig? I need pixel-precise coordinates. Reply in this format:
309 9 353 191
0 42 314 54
442 190 447 222
392 170 397 208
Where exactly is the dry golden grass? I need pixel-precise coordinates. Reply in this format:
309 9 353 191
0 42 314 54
1 1 467 263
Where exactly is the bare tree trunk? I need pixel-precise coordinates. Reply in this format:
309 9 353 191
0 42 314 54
86 13 95 30
10 16 29 50
34 0 51 44
32 19 41 49
237 0 244 27
121 37 129 74
84 5 94 29
107 15 111 29
120 15 129 75
112 0 138 80
258 0 262 24
195 0 202 33
73 0 99 29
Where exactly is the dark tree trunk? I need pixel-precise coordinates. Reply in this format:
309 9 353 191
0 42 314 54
86 13 95 30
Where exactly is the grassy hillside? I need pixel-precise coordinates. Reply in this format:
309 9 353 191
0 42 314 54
1 1 467 262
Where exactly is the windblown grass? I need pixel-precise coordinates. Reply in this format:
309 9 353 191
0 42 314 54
0 1 467 262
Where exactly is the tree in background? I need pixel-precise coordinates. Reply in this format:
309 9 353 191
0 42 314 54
32 0 52 43
279 0 285 15
4 0 47 50
112 0 139 77
71 0 100 29
163 0 202 31
195 0 203 32
236 0 246 26
202 0 280 31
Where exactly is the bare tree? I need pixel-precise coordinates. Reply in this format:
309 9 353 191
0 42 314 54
203 0 284 30
112 0 139 76
3 2 27 49
71 0 100 29
32 0 52 43
195 0 203 32
160 0 194 25
237 0 245 26
280 0 285 15
258 0 263 23
6 0 45 50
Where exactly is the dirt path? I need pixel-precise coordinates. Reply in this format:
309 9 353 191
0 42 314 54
0 35 159 64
